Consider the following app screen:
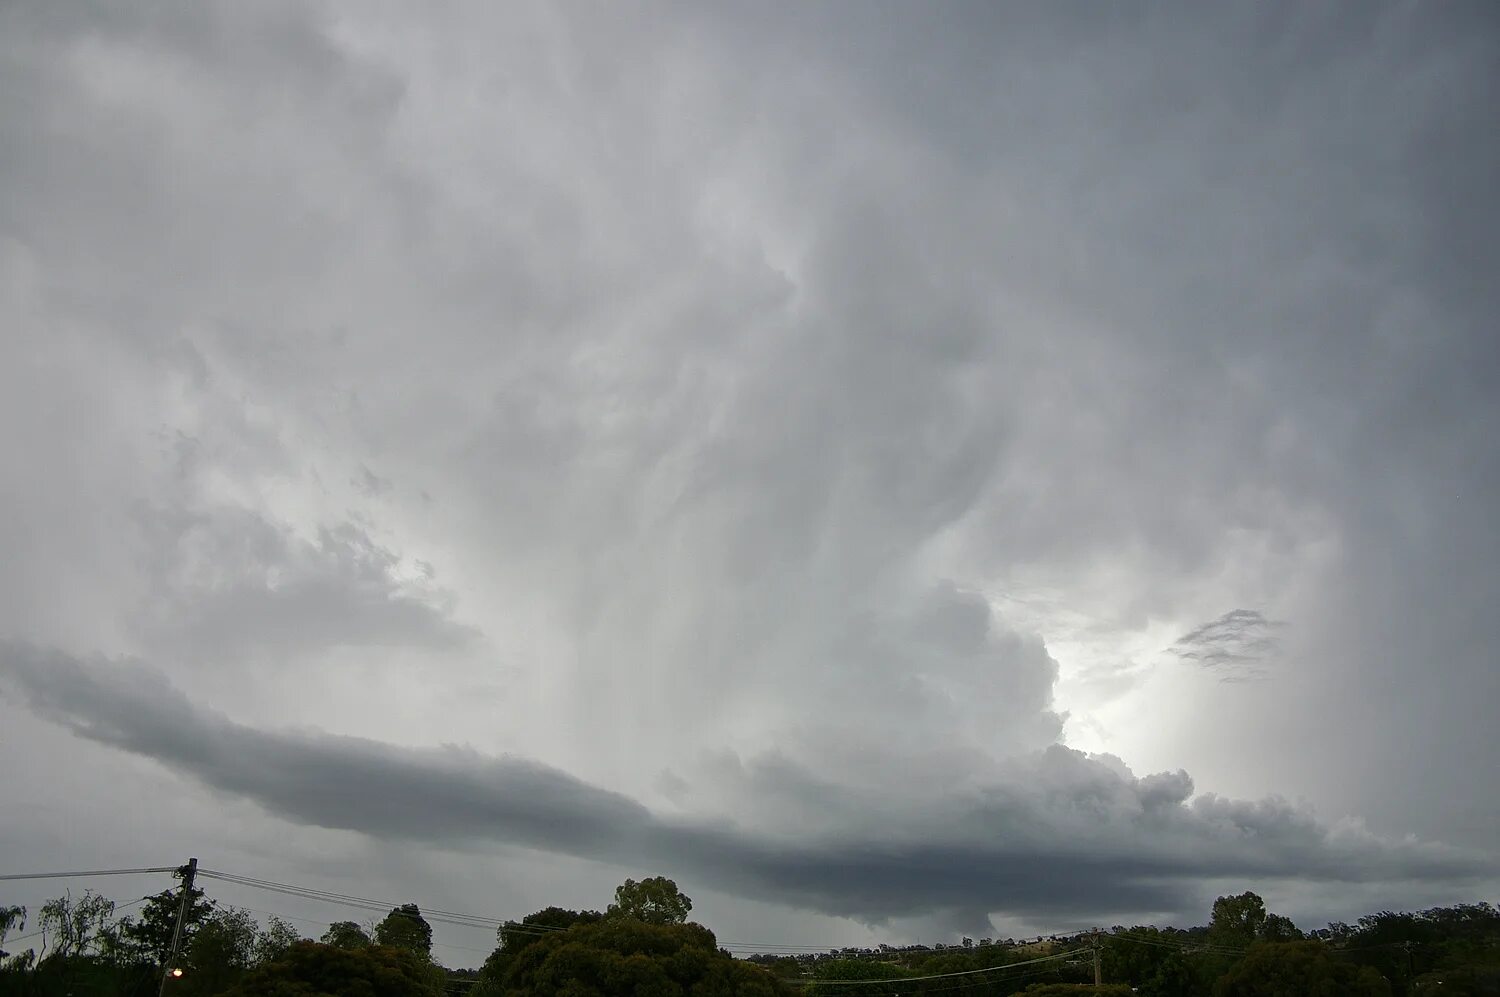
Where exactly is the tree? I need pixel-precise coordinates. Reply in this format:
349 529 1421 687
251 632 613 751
38 889 116 959
1214 940 1390 997
804 958 908 996
254 915 303 965
221 940 444 997
0 905 35 976
320 920 373 950
183 905 259 995
1210 892 1268 948
374 903 433 959
606 875 693 925
0 904 25 959
473 905 604 992
120 885 216 966
1103 926 1174 987
1260 912 1302 942
496 918 788 997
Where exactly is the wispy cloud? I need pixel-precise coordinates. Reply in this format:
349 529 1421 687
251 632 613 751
1170 609 1286 681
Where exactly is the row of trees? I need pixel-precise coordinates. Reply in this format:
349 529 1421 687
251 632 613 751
757 893 1498 996
0 874 782 996
0 884 448 996
3 877 1497 996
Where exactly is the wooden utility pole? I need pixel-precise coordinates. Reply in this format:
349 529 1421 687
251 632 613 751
157 857 197 997
1092 928 1102 987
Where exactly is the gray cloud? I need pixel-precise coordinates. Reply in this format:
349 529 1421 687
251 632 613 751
2 643 1488 928
1 0 1497 943
1170 609 1286 680
132 505 479 660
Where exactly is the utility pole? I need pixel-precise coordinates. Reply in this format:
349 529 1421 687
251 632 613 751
1092 928 1102 987
158 857 197 997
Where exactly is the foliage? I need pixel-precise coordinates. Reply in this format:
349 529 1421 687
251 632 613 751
373 903 433 959
473 905 604 992
320 920 373 950
1411 963 1500 995
0 904 23 938
39 889 117 959
1023 985 1134 996
1210 892 1268 948
120 885 215 966
1102 926 1212 997
221 940 444 997
495 918 789 997
1213 940 1390 996
606 875 694 926
254 915 304 965
182 905 259 995
804 957 909 996
4 881 1497 997
1139 949 1211 997
0 904 24 965
1259 913 1302 942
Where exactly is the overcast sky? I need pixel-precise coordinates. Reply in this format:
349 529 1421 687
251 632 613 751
2 0 1497 963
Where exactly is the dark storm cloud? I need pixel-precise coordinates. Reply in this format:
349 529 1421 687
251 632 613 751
3 0 1499 940
1170 609 1285 679
3 644 1488 926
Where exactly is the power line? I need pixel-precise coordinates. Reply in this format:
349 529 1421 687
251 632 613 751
784 946 1087 987
226 904 498 957
197 871 503 932
890 954 1089 995
1107 929 1246 956
0 867 179 882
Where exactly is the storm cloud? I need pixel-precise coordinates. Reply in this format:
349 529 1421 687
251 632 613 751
2 643 1488 928
2 0 1497 945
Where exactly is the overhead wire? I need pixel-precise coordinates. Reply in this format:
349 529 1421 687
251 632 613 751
782 945 1087 987
200 868 935 955
1107 929 1246 956
0 867 180 882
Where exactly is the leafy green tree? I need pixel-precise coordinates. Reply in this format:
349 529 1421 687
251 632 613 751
473 905 604 992
1024 985 1134 996
320 919 373 950
120 885 215 966
497 918 788 997
606 875 693 925
1102 926 1215 996
1103 926 1173 986
1141 949 1211 997
804 957 908 996
182 905 258 995
1412 964 1500 995
1210 892 1268 949
221 940 444 997
0 904 26 961
374 903 433 960
1213 940 1389 997
1259 912 1302 942
1333 902 1500 996
254 915 303 965
38 889 116 959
